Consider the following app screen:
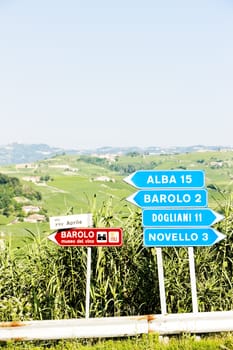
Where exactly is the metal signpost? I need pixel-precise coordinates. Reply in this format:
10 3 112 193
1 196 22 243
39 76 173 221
49 214 123 318
124 169 225 315
86 246 92 319
49 213 94 318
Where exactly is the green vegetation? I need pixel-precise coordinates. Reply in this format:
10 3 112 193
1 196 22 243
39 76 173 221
0 173 42 221
0 195 233 321
1 333 233 349
0 151 233 348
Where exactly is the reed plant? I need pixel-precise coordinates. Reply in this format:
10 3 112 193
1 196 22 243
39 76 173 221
0 195 232 321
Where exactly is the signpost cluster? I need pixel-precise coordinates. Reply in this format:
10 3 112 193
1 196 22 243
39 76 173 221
47 169 225 318
124 170 225 314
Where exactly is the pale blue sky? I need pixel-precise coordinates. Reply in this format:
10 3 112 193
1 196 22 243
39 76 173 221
0 0 233 149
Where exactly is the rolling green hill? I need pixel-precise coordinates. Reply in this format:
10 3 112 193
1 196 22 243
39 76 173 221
0 150 232 241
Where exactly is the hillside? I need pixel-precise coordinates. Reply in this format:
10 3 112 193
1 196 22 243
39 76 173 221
0 143 77 165
0 142 232 165
0 150 232 233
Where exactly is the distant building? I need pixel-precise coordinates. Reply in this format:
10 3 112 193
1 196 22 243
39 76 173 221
16 163 38 169
93 176 115 182
24 214 46 223
22 176 41 183
14 197 30 203
49 164 70 169
22 205 41 214
209 161 223 168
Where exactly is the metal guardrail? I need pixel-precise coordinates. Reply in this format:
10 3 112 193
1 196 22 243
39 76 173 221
1 311 233 341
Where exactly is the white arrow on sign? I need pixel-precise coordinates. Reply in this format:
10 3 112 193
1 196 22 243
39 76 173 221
142 208 224 227
143 227 226 247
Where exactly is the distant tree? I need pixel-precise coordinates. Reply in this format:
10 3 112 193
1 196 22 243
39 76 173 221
40 175 51 182
127 152 140 157
0 173 43 218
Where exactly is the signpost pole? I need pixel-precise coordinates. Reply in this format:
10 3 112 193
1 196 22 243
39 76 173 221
188 247 198 313
85 247 92 319
156 248 167 315
124 169 225 316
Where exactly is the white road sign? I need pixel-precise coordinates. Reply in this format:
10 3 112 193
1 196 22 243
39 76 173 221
49 213 93 230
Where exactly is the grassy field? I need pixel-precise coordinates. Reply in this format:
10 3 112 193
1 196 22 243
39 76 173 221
2 333 233 349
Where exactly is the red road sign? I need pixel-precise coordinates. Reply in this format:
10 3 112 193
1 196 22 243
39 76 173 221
48 227 123 247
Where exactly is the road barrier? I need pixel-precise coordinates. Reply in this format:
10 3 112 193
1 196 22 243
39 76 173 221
1 311 233 341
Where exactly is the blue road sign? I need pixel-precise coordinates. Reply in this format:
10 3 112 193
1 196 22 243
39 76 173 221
143 227 226 247
124 170 205 189
142 208 224 227
126 189 208 208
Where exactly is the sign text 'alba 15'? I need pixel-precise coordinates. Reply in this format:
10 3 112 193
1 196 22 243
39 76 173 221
124 170 205 189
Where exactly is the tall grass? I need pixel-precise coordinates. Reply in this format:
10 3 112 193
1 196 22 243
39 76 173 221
2 334 233 350
0 195 233 321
